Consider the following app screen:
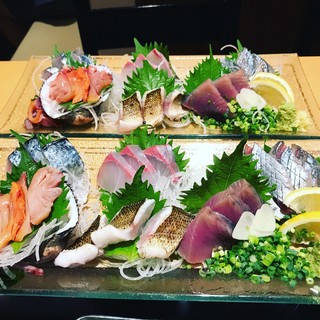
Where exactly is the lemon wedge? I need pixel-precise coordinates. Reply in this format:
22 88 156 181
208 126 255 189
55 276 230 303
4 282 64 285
279 211 320 239
249 72 295 107
283 187 320 213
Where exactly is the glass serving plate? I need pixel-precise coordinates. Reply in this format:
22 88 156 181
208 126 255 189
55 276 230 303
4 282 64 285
1 136 320 305
1 54 319 139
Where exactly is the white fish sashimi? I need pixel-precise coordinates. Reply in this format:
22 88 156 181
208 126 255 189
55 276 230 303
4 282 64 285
96 151 136 192
54 243 102 268
91 199 155 249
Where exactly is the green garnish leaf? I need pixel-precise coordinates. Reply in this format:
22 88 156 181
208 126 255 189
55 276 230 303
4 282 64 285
123 60 178 100
100 166 166 222
132 38 170 61
105 239 139 262
183 45 228 95
179 136 274 214
116 126 189 172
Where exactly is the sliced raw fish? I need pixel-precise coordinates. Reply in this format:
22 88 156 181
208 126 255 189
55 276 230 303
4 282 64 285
182 79 230 121
141 88 164 127
119 145 158 185
91 199 155 249
96 151 136 192
177 206 234 264
144 144 179 177
137 206 192 259
163 90 188 121
23 136 46 164
119 92 144 133
227 69 250 91
146 49 174 77
212 75 239 100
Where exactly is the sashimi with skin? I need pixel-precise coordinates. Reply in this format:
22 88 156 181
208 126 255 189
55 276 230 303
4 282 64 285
137 206 192 259
177 206 235 264
91 199 155 249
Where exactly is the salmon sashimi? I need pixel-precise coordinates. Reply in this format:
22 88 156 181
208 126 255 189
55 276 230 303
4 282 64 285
27 166 63 225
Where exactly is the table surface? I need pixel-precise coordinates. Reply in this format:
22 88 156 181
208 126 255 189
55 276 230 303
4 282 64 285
1 56 320 110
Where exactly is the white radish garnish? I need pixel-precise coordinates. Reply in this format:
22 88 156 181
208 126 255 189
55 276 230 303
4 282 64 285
232 204 276 240
236 88 267 111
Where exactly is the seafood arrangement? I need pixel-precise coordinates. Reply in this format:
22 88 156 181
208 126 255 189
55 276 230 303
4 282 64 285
1 126 320 293
24 40 310 135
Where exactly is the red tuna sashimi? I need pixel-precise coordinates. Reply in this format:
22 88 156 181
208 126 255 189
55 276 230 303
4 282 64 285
49 71 74 103
177 206 234 264
27 166 63 225
228 69 250 92
144 144 179 177
212 75 239 100
204 179 263 224
87 66 112 103
120 145 158 185
96 151 136 192
181 79 230 121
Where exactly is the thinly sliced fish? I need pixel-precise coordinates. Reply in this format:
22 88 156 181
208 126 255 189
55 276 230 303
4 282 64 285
91 199 155 249
137 206 192 259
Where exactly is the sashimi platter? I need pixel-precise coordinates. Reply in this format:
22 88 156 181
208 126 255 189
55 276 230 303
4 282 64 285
1 123 320 300
1 39 320 302
18 39 316 137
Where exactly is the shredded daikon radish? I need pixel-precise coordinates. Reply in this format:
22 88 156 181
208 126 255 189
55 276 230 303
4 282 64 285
0 219 62 267
32 56 52 95
119 258 183 281
86 106 99 130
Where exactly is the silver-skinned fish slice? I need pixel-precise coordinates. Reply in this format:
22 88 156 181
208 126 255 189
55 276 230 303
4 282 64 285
137 206 192 259
91 199 155 249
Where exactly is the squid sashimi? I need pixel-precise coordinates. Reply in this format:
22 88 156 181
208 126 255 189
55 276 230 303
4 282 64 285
91 199 155 249
96 151 136 192
137 206 192 259
204 179 263 224
177 206 235 264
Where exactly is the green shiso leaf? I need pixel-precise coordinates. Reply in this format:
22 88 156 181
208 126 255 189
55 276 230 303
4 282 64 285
100 166 166 222
116 126 189 172
183 45 228 95
132 38 170 61
179 136 275 214
105 239 139 262
122 60 178 100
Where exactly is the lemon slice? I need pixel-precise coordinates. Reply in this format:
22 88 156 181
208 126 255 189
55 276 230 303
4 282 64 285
279 211 320 239
249 72 295 107
283 187 320 213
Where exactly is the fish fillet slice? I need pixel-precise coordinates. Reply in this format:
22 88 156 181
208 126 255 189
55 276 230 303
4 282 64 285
91 199 155 249
137 206 192 259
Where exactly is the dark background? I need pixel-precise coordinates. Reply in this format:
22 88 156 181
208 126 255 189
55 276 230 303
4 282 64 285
1 0 320 318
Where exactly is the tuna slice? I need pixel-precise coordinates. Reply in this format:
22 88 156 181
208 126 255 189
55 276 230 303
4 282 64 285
212 75 239 100
177 206 234 264
137 206 192 259
144 144 179 177
204 179 263 224
96 151 136 192
182 79 230 121
227 69 250 92
91 199 155 249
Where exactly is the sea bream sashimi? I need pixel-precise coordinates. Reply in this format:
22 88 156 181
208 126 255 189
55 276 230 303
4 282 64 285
91 199 155 249
137 205 192 259
204 179 263 224
177 206 235 264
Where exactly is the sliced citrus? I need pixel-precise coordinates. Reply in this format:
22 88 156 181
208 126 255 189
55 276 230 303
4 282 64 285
283 187 320 213
249 72 294 107
279 211 320 240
